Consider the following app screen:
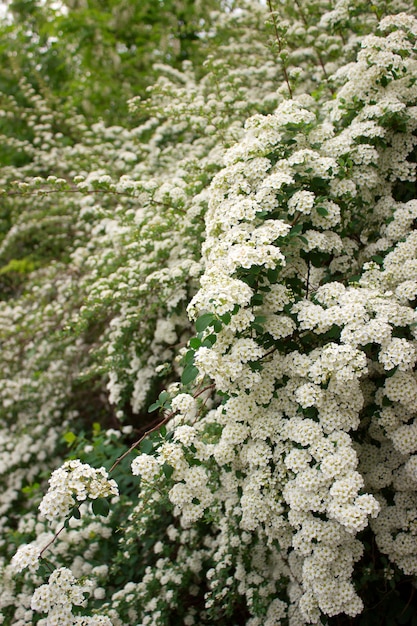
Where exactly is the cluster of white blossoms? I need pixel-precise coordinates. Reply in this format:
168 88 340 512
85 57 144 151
164 11 417 625
131 453 161 483
11 544 41 574
31 567 111 626
39 460 119 523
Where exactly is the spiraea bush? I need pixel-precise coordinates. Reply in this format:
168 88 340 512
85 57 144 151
1 0 417 624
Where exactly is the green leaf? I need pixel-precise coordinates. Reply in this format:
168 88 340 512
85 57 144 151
162 462 174 479
202 334 216 347
63 431 76 444
140 439 153 454
371 254 384 266
92 498 110 517
148 402 159 413
189 337 202 349
291 223 303 235
37 563 49 577
71 506 81 520
316 205 329 217
251 294 264 306
181 364 199 385
22 482 40 494
195 313 214 332
159 391 170 403
213 319 222 332
220 312 231 325
267 267 279 283
183 349 195 365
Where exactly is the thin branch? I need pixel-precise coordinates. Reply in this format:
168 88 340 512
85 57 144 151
293 0 334 93
4 188 128 197
109 384 215 473
261 346 278 360
39 524 66 559
108 413 172 474
267 0 293 98
193 383 215 399
3 187 189 215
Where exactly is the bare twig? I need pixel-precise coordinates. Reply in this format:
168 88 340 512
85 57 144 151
109 384 215 473
108 413 172 474
39 524 66 559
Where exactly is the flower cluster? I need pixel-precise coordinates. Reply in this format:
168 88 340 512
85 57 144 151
31 567 111 626
39 461 119 523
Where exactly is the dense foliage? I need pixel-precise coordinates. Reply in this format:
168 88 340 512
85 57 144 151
1 0 417 624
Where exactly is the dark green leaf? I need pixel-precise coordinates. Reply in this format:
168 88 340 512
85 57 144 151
371 255 384 265
195 313 214 332
251 294 264 306
213 319 222 332
92 498 110 517
71 506 81 520
221 312 231 324
291 224 303 235
202 334 216 347
267 267 279 283
162 462 174 479
183 349 195 365
189 337 201 349
181 364 199 385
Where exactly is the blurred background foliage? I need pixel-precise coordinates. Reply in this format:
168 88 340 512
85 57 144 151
0 0 228 123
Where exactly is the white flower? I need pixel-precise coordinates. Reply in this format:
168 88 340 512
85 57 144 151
39 461 119 522
11 543 41 573
379 338 417 371
131 454 161 481
171 394 198 420
288 190 315 215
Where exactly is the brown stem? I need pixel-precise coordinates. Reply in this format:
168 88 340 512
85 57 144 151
261 346 278 360
293 0 334 93
267 0 293 99
3 188 188 215
193 383 215 399
39 524 66 559
109 413 172 474
290 211 303 227
109 383 215 473
306 259 311 298
5 188 128 197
